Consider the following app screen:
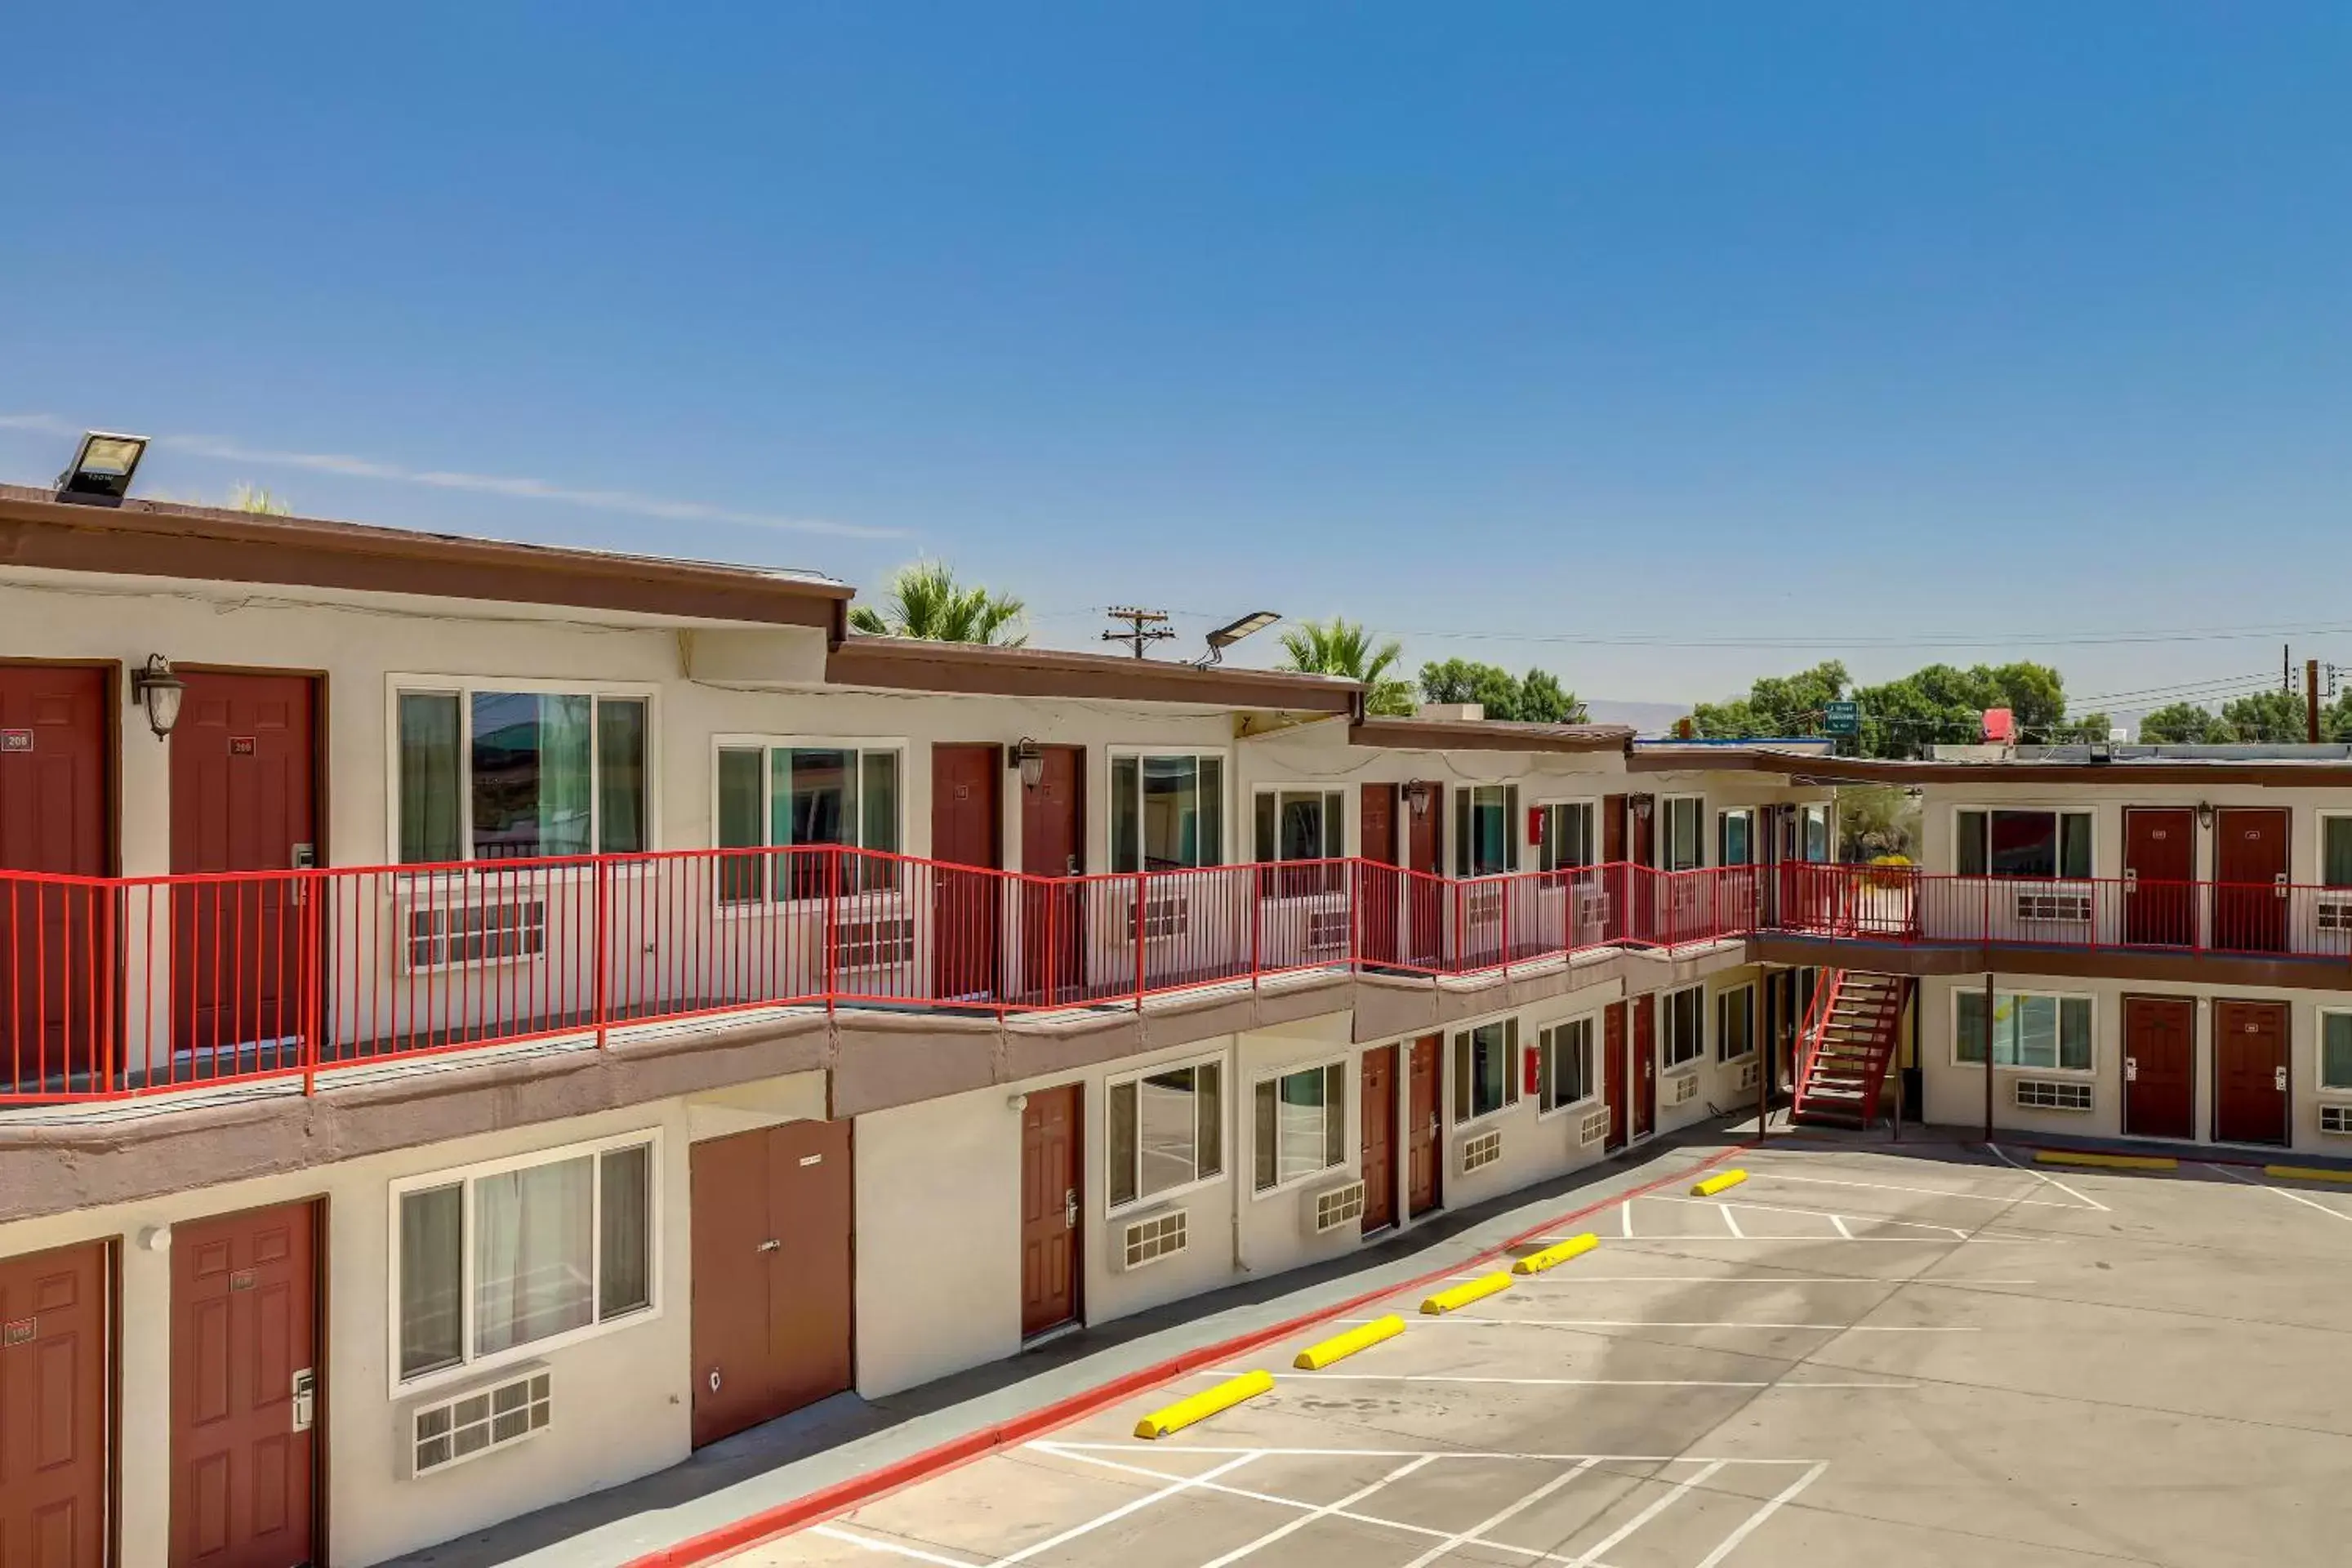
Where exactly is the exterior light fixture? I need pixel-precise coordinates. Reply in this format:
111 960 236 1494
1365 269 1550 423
1632 794 1655 822
131 654 185 741
1404 779 1436 820
1010 738 1045 791
1193 610 1281 668
56 430 149 505
2197 801 2215 829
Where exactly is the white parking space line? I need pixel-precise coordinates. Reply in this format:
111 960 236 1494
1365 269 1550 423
2212 1162 2352 1224
1397 1460 1597 1568
1989 1143 2112 1212
1829 1214 1855 1240
809 1525 986 1567
1746 1167 2090 1209
994 1451 1263 1565
1693 1462 1829 1568
1720 1204 1747 1237
1198 1454 1436 1568
1652 1194 1970 1237
1568 1459 1725 1567
1619 1203 1633 1238
1216 1370 1920 1389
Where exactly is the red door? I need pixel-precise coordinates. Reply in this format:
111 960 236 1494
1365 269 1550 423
2122 996 2194 1142
1405 1033 1442 1218
171 1200 318 1568
1628 799 1657 942
1359 1045 1397 1234
1359 785 1400 968
691 1120 854 1448
170 673 318 1070
2124 808 2197 947
1404 793 1442 969
1630 993 1657 1138
930 746 1002 1002
2212 808 2288 953
1019 1083 1081 1338
0 1241 109 1568
1018 747 1084 1004
1602 1001 1628 1152
0 665 112 1094
2213 1000 2289 1146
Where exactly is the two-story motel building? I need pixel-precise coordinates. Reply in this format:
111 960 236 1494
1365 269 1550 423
6 478 2352 1565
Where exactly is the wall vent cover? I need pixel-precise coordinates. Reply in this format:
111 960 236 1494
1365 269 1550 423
2014 1078 2093 1112
406 1365 550 1478
1461 1127 1503 1174
1116 1208 1187 1271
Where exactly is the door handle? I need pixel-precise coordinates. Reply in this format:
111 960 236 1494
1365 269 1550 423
1067 854 1080 875
290 1369 316 1433
2124 1057 2138 1082
2276 1065 2289 1092
709 1368 723 1392
1064 1187 1078 1231
757 1239 781 1253
2275 874 2290 900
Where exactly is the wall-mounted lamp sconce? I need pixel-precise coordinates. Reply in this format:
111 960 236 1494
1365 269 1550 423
1009 739 1045 791
2197 801 2215 829
1631 793 1655 822
1005 1092 1030 1113
130 654 185 742
136 1224 172 1253
1403 779 1437 821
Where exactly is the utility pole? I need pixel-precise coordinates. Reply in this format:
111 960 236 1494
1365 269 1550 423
1102 607 1176 660
2285 644 2293 695
2310 658 2323 743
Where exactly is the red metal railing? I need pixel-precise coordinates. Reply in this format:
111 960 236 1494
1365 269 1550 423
7 850 2350 1104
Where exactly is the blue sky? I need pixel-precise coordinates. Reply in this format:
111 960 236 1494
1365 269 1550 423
5 3 2350 713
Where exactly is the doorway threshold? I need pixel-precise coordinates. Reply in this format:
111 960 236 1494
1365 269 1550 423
1021 1321 1084 1352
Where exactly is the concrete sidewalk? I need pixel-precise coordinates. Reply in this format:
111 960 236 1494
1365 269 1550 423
384 1127 1750 1568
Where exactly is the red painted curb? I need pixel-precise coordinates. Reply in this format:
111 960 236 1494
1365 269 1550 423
623 1141 1751 1566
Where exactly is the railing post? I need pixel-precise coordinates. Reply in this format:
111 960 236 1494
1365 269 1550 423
1501 877 1512 981
301 869 321 1096
1250 867 1261 992
826 849 841 1014
1134 871 1148 1012
593 858 612 1049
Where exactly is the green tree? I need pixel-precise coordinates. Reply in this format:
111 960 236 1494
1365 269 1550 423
2139 702 2234 743
2046 710 2116 744
1690 661 1850 739
1509 668 1588 724
1414 660 1589 723
2218 689 2310 742
1837 785 1922 862
1278 618 1415 715
848 560 1027 645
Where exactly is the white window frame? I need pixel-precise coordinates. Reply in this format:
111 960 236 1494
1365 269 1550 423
1253 786 1348 865
385 1127 663 1396
1534 798 1601 874
1717 808 1756 868
1951 987 2097 1075
711 733 909 906
385 674 661 868
1716 982 1757 1062
1660 983 1705 1071
1535 1013 1600 1118
1659 795 1705 871
1450 1016 1521 1128
2316 813 2352 889
1799 802 1833 863
1452 781 1521 878
2318 1008 2352 1095
1104 1051 1227 1214
1107 747 1230 872
1951 804 2096 880
1249 1055 1351 1197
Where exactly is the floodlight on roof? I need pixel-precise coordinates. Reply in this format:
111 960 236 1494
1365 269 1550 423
56 431 149 505
1194 610 1280 668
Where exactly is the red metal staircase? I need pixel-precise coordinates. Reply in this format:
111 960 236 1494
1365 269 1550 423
1791 970 1913 1128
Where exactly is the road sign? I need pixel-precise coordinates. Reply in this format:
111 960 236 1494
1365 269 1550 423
1822 701 1860 737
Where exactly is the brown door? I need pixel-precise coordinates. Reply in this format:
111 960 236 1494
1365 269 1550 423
1627 800 1657 942
2213 1000 2290 1146
2122 996 2195 1142
1405 1033 1442 1218
1404 792 1442 968
2124 808 2197 947
1358 1045 1397 1234
1629 798 1655 867
1359 785 1400 968
2213 808 2289 953
0 1241 109 1568
1601 795 1626 863
0 665 112 1093
931 746 1003 1002
171 1200 318 1568
690 1120 855 1448
1602 1001 1628 1152
1018 747 1084 1004
170 673 318 1069
1630 993 1657 1138
1019 1083 1082 1338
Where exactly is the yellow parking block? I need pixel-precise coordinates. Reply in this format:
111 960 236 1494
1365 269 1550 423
1512 1234 1599 1275
2264 1165 2352 1185
2035 1149 2176 1172
1294 1315 1405 1370
1134 1370 1274 1440
1421 1272 1513 1315
1691 1169 1748 1197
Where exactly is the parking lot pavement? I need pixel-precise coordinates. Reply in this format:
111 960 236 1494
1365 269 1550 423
738 1142 2352 1568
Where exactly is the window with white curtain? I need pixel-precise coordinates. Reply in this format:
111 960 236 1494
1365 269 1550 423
1107 1059 1223 1209
1111 754 1224 871
1537 1018 1597 1113
394 1134 657 1385
1252 1062 1348 1192
1536 802 1597 873
715 742 902 900
1662 797 1704 871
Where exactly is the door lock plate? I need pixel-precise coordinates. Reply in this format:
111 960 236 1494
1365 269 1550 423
290 1369 316 1432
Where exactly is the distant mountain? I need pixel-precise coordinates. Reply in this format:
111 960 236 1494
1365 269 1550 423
1582 699 1690 736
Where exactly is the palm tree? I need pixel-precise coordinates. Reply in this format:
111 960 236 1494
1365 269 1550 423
849 560 1027 646
1277 617 1415 715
